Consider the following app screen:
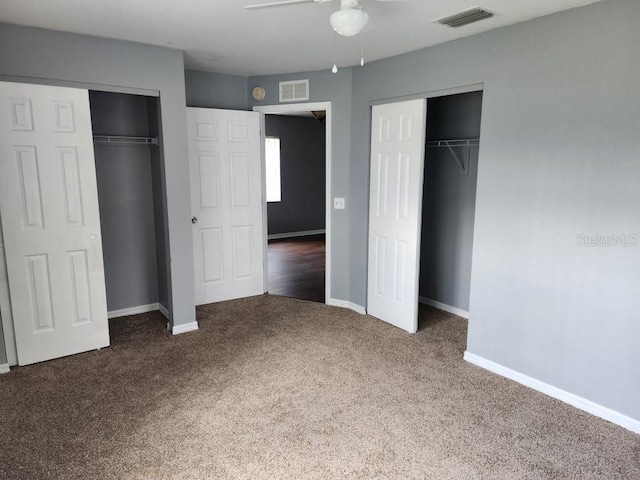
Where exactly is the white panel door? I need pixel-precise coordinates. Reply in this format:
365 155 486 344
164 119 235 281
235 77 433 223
367 99 427 333
0 81 109 365
188 108 264 305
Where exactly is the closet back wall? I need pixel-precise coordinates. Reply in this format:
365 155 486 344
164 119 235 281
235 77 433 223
90 92 161 313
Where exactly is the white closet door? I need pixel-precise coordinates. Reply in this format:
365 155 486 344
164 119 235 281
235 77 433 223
367 99 427 333
188 107 265 305
0 81 109 365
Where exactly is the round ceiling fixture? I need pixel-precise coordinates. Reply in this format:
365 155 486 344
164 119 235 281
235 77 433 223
330 8 369 37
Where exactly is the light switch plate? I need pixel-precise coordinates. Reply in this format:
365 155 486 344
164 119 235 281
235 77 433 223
334 197 345 209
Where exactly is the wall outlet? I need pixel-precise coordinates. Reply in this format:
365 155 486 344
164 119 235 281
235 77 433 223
333 197 345 210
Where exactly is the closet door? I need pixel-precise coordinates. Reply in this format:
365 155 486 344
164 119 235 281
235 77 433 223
367 99 427 333
188 108 264 305
0 81 109 365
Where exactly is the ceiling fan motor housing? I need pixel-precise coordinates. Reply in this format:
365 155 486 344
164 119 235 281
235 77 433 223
340 0 361 8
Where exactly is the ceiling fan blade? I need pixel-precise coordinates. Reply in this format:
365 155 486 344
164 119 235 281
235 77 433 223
244 0 316 10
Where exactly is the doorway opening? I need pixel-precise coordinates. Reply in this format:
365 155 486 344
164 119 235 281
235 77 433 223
418 90 483 328
254 102 332 305
264 113 326 303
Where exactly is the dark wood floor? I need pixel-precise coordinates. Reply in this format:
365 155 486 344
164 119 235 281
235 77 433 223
267 234 325 303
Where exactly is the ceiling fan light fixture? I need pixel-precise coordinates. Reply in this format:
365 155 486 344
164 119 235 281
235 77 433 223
330 8 369 37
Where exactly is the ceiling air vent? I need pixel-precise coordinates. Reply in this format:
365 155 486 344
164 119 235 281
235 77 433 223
435 7 495 28
279 79 309 103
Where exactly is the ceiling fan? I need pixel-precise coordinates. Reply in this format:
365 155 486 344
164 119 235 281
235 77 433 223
245 0 404 37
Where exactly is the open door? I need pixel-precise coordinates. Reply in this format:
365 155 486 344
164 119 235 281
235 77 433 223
0 81 109 365
187 108 265 305
367 99 427 333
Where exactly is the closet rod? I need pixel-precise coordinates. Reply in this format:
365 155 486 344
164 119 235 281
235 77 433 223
93 135 158 146
425 138 479 173
425 138 479 148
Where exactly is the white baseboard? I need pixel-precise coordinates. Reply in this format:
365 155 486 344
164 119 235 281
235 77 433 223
157 303 170 320
327 298 366 315
419 296 469 319
168 321 199 335
268 229 326 240
0 363 9 374
464 351 640 435
108 303 160 319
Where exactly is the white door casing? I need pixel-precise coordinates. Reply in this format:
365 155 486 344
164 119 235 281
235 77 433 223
367 99 427 333
0 81 109 365
252 102 332 306
188 108 265 305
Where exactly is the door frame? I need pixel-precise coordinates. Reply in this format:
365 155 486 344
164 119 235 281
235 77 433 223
253 102 332 304
365 84 484 329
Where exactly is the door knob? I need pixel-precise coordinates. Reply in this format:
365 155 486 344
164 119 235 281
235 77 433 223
191 216 198 224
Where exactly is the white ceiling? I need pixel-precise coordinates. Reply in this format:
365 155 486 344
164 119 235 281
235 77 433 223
0 0 601 76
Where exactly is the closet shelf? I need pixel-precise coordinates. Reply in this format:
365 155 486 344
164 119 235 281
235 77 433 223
426 138 479 173
426 138 479 148
93 135 158 146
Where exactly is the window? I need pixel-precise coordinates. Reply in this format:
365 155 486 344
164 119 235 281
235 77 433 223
265 136 281 202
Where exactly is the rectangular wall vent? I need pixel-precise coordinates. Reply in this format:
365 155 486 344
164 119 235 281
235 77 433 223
279 79 309 103
435 7 494 28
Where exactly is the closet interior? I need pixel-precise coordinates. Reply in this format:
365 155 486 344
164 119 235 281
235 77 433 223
419 91 483 315
89 91 169 316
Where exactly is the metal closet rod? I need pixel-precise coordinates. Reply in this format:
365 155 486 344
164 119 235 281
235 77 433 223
92 135 158 146
425 138 480 172
425 138 479 148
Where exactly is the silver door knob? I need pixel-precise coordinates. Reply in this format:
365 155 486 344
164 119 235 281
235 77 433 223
191 216 198 224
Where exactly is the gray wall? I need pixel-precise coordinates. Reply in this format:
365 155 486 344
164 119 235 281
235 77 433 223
347 0 640 422
265 115 326 235
0 23 195 329
419 92 482 312
90 91 161 312
248 69 353 301
185 69 248 110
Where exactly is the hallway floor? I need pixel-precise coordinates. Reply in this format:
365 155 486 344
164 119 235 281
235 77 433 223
267 234 325 303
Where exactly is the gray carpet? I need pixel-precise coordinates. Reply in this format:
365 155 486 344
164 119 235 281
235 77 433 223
0 295 638 479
